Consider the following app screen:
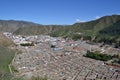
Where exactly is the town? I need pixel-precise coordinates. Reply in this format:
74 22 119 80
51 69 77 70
4 32 120 80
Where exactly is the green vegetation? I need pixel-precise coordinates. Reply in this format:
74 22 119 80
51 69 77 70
84 51 120 63
11 65 18 73
0 20 40 32
0 47 16 73
13 15 120 48
14 15 120 48
0 32 47 80
0 15 120 79
84 51 118 61
20 42 34 46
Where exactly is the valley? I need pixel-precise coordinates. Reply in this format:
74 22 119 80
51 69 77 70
0 15 120 80
4 32 120 80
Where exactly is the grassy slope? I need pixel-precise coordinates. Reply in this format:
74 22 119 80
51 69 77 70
48 15 120 41
0 47 16 73
0 32 14 47
99 20 120 36
13 15 120 45
0 32 15 73
0 32 47 80
13 15 120 36
0 20 41 32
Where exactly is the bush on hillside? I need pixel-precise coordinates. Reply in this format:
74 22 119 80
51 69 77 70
85 51 114 61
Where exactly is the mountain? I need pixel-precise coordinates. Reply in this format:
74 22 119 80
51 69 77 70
0 15 120 46
0 20 41 32
71 15 120 32
48 15 120 39
13 15 120 41
99 20 120 35
0 15 119 37
13 25 69 35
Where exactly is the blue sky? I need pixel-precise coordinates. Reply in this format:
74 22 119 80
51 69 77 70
0 0 120 25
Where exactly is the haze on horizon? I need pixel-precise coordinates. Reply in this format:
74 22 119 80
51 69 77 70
0 0 120 25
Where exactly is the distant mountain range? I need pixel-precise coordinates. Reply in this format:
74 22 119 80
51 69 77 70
0 15 120 47
0 15 120 35
0 20 41 32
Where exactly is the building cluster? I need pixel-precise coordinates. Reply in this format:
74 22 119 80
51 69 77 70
3 32 120 80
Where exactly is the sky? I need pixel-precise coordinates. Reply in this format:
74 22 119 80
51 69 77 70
0 0 120 25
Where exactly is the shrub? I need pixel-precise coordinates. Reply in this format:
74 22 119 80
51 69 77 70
85 51 113 61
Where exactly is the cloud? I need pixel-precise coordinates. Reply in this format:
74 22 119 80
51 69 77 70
76 18 85 22
76 19 80 22
95 16 100 19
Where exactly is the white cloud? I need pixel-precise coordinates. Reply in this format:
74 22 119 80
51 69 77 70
76 19 80 22
75 18 85 22
95 16 100 19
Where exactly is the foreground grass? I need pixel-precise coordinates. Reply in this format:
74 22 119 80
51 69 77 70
0 46 48 80
0 46 16 73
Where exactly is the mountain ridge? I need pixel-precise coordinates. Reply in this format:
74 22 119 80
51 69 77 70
0 15 120 47
0 20 41 32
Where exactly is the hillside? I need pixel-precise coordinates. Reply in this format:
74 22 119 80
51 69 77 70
0 32 14 47
0 32 16 75
13 15 120 36
99 20 120 35
1 15 120 46
0 20 41 32
13 25 69 35
0 15 116 36
49 15 120 41
0 15 120 79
